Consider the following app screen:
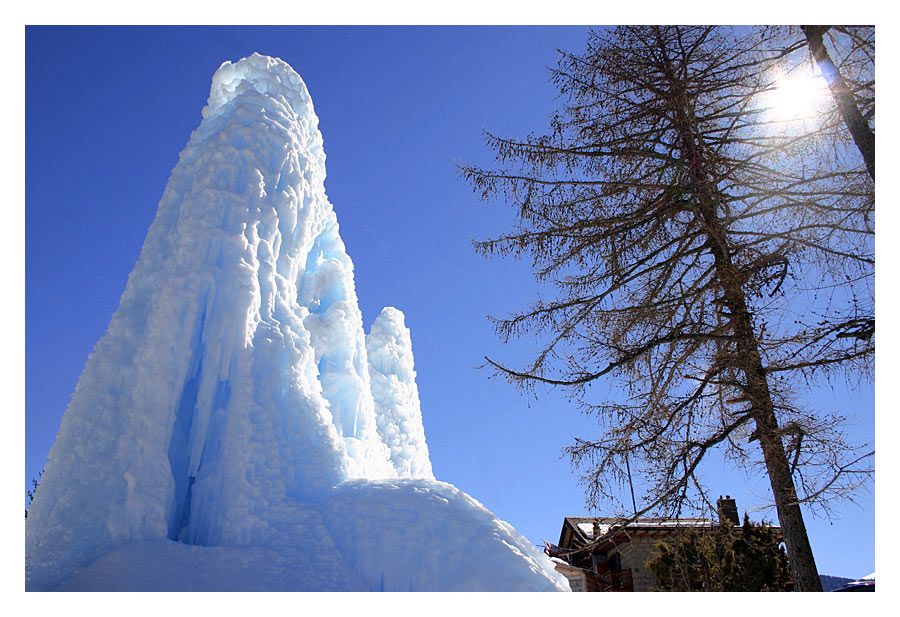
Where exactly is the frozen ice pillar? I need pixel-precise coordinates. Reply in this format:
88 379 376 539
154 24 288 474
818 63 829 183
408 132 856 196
25 53 569 592
367 307 434 479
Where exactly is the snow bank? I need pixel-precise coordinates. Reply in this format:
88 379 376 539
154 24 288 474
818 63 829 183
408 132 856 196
326 479 565 591
55 539 366 592
51 479 567 592
25 53 568 592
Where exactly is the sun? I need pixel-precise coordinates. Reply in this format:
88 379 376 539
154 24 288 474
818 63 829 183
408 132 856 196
763 70 830 123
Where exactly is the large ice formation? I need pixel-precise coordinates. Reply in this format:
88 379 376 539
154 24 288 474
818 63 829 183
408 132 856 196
25 53 568 592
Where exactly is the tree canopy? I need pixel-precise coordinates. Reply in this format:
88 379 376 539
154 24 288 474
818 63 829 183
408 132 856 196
463 25 874 591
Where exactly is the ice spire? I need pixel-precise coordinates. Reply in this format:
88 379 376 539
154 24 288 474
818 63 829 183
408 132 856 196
26 54 569 592
367 307 434 479
28 52 391 581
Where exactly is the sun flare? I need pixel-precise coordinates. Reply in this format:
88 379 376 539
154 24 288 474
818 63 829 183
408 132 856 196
763 71 830 123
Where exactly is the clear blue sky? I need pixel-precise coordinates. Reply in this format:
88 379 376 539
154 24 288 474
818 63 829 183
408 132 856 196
25 26 875 579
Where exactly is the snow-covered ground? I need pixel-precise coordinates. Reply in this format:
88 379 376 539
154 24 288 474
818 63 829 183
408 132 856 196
25 53 568 592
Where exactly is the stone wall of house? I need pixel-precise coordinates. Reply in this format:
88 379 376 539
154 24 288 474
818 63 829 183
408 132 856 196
612 535 665 591
563 570 586 592
553 563 594 592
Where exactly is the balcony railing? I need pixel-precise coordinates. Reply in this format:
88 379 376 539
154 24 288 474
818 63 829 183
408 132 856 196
604 570 634 591
596 568 634 592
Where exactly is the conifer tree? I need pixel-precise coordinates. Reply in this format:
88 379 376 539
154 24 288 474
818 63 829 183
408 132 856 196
25 471 42 519
646 515 792 591
463 25 873 592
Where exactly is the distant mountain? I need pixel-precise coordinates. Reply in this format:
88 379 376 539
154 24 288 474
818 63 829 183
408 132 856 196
820 574 855 591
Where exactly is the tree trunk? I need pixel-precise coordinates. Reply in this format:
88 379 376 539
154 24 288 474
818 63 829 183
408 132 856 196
751 394 823 591
704 190 822 592
662 45 823 587
802 25 875 181
706 222 823 592
715 262 822 591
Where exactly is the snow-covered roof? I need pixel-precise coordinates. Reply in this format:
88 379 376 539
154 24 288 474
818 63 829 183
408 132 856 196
567 516 716 541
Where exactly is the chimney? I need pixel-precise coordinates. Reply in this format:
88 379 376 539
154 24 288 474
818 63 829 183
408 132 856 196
717 495 739 526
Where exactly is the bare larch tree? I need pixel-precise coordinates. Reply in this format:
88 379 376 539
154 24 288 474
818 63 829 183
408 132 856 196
802 25 875 181
462 26 873 592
